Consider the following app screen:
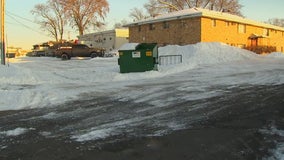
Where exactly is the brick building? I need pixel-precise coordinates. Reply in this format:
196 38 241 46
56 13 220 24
125 8 284 54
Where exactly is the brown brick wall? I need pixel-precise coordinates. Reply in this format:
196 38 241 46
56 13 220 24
129 17 201 46
129 16 284 53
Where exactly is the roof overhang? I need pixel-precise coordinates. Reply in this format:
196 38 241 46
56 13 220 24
124 8 284 32
124 8 202 27
249 34 267 39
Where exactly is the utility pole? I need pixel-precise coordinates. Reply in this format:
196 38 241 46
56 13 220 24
0 0 6 65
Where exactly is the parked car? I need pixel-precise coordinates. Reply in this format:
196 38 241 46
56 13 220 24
33 51 46 57
55 44 105 60
6 53 16 58
104 50 119 57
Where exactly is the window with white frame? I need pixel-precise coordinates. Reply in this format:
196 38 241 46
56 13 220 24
238 24 246 33
149 23 155 30
263 28 269 36
163 21 169 29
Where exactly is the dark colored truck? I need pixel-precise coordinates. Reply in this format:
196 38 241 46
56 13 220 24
55 44 105 60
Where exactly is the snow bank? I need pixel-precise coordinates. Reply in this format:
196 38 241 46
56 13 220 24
158 42 257 74
266 52 284 58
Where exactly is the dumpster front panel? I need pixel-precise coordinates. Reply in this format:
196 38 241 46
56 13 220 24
118 43 158 73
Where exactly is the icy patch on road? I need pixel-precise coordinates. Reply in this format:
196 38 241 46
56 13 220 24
1 145 7 150
260 125 284 160
39 131 52 137
41 112 59 119
71 110 177 142
267 143 284 160
72 128 115 142
0 127 30 137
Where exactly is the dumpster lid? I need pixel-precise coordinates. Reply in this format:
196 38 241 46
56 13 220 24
119 43 139 51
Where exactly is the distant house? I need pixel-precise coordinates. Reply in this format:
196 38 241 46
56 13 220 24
77 28 129 53
125 8 284 54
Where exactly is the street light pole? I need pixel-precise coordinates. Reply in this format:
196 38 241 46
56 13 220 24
0 0 6 65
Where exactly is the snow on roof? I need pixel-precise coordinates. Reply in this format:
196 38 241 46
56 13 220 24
126 8 284 31
78 28 129 38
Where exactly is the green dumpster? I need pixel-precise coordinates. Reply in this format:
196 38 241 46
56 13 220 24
118 43 158 73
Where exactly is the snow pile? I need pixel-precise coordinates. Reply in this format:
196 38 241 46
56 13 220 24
266 52 284 58
158 42 257 73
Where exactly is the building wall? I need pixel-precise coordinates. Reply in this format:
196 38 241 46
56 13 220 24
129 15 284 53
200 17 284 53
78 29 129 52
129 17 201 46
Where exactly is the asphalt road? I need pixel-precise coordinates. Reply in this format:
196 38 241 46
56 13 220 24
0 82 283 160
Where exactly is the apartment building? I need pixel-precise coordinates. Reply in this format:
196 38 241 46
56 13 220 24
125 8 284 54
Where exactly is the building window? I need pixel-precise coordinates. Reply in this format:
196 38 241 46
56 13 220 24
149 23 155 30
238 24 246 33
180 20 187 28
225 21 230 27
271 29 276 33
263 28 269 36
163 21 169 29
212 19 217 27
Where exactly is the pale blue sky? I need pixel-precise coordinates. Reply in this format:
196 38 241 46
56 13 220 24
4 0 284 50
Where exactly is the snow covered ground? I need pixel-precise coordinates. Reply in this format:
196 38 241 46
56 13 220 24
1 42 283 111
0 42 284 158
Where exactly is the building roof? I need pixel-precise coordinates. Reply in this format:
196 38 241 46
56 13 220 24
125 8 284 31
78 28 129 38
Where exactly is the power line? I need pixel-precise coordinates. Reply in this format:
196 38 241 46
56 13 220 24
6 13 49 37
5 21 19 25
6 10 36 24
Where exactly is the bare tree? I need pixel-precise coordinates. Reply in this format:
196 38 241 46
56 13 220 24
113 19 129 29
144 0 164 17
61 0 109 36
31 0 66 42
212 0 242 16
268 18 284 27
129 8 148 21
129 0 162 22
143 0 243 16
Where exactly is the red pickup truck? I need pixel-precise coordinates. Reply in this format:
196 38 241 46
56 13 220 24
55 44 105 60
